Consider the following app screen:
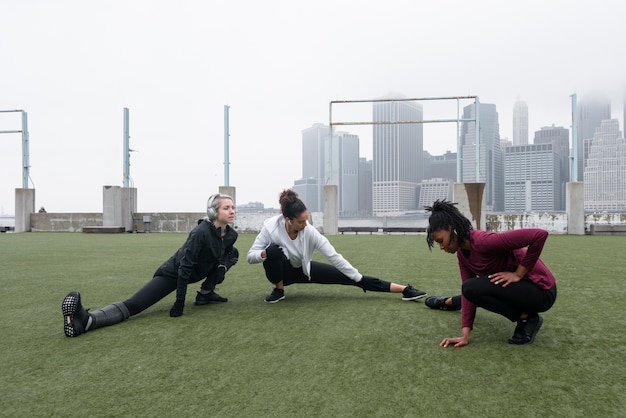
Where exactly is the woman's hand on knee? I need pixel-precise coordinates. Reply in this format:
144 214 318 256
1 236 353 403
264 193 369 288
488 271 522 288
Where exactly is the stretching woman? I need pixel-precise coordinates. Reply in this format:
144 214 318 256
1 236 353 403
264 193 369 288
247 189 427 303
61 193 238 337
426 199 557 347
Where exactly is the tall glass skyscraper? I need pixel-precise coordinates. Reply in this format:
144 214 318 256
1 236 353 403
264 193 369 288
372 98 423 215
513 98 529 145
460 102 504 211
576 94 611 181
534 125 570 210
584 119 626 211
331 131 360 216
296 123 329 212
295 124 361 215
504 143 561 212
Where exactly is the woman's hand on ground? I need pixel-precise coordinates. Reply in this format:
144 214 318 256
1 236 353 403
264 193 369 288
439 336 469 348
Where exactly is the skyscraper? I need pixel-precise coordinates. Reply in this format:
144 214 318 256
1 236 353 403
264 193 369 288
534 125 570 210
358 158 373 216
460 102 504 211
504 143 562 212
331 131 360 216
296 123 330 212
513 98 529 145
428 150 457 181
418 178 453 210
584 119 626 211
576 94 611 181
295 124 362 216
372 98 423 215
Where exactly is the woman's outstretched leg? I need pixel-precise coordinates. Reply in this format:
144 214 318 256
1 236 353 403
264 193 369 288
62 275 176 337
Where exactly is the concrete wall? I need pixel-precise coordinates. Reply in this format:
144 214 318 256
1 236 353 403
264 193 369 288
486 213 569 234
31 213 103 232
486 212 626 234
27 210 626 234
30 211 325 234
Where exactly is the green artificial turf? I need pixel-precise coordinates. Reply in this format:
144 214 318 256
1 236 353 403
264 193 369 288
0 232 625 417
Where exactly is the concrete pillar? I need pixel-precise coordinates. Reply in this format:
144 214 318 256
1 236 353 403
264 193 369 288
453 182 486 230
15 188 35 233
103 186 137 232
323 185 338 235
219 186 236 205
566 182 585 235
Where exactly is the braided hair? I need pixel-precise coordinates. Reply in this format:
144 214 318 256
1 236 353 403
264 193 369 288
279 189 307 220
425 199 473 250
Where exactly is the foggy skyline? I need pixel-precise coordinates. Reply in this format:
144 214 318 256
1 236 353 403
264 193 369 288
1 0 625 214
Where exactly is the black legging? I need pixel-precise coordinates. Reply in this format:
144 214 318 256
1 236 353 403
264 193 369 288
462 275 557 322
122 271 221 316
262 246 390 292
123 275 178 316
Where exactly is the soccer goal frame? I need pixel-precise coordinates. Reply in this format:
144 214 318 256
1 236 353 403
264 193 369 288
328 95 480 183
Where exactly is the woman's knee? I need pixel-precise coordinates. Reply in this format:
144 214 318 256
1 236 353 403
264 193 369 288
462 276 488 300
263 260 283 284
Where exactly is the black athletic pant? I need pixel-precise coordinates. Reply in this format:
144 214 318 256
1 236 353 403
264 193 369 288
262 247 391 292
122 271 221 316
462 275 557 322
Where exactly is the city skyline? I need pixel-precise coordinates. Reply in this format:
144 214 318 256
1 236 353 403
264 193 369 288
294 96 624 215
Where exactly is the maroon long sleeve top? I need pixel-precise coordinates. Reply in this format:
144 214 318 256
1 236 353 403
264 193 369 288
457 228 556 329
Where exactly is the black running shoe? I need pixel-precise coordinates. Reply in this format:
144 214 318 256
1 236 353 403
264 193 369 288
264 288 285 303
62 291 90 338
194 291 228 305
425 295 461 311
401 285 427 301
508 314 543 345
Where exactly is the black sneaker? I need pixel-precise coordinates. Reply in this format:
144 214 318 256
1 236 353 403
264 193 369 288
401 285 427 301
62 291 90 338
194 291 228 305
265 288 285 303
425 295 461 311
508 314 543 345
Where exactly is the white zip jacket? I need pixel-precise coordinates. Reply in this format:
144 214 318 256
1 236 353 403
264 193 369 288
246 214 362 282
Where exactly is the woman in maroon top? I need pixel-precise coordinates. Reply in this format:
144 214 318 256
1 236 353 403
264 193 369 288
426 200 557 348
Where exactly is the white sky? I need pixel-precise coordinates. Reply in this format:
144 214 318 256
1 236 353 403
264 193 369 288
1 0 625 214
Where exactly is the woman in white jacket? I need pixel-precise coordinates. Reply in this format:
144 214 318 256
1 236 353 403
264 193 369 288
247 189 427 303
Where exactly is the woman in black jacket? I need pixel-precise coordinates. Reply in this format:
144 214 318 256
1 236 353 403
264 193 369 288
61 193 238 337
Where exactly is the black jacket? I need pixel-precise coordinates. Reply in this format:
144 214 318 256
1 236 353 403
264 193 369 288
154 219 238 300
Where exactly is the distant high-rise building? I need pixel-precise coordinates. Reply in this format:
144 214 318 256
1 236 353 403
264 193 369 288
293 177 320 211
429 150 457 181
513 98 529 145
504 144 562 212
297 123 330 211
295 124 362 216
460 102 504 211
534 125 570 210
576 94 611 181
372 97 423 215
584 119 626 211
332 131 360 217
418 178 453 210
358 158 373 216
